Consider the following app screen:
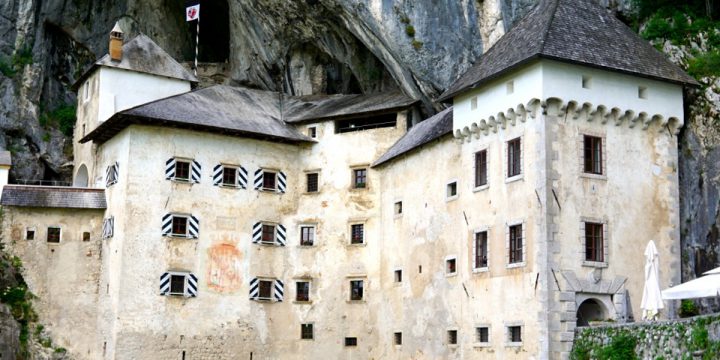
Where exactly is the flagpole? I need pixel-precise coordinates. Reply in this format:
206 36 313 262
194 15 199 76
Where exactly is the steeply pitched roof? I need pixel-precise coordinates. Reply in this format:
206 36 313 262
372 107 453 167
81 86 314 145
73 34 197 90
438 0 698 101
284 91 418 123
1 185 107 209
0 151 11 166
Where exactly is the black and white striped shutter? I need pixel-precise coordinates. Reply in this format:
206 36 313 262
212 165 223 186
238 166 248 188
112 162 119 182
161 213 172 236
273 279 284 302
165 158 176 180
254 169 264 190
249 278 259 299
252 222 262 244
186 273 198 297
102 216 114 239
191 160 201 183
277 171 287 193
160 272 170 296
275 224 286 246
188 215 200 239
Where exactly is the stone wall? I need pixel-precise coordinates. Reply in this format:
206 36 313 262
572 314 720 359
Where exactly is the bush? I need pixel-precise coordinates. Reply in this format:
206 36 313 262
41 105 76 136
405 25 415 37
11 44 33 70
0 57 14 77
679 299 700 318
596 333 638 360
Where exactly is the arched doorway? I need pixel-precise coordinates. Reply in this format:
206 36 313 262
74 164 88 187
576 298 608 327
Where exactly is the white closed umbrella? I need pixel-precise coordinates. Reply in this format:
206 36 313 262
641 240 664 320
662 272 720 299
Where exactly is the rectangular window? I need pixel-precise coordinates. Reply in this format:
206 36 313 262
476 327 489 343
446 181 458 199
394 269 402 283
394 332 402 345
25 228 35 240
446 258 457 275
301 324 314 340
306 173 319 192
508 326 522 343
448 330 458 345
353 168 367 189
308 127 317 138
509 224 523 264
258 279 273 299
222 167 237 186
475 150 488 187
169 274 186 295
344 337 357 347
174 160 191 181
296 281 310 302
82 232 91 242
47 227 61 243
350 224 364 244
394 201 402 215
475 231 488 269
507 138 522 177
638 86 648 99
350 280 364 301
582 75 592 89
172 217 188 237
585 222 604 262
263 171 277 190
300 226 315 246
261 224 276 244
470 96 478 110
583 135 603 175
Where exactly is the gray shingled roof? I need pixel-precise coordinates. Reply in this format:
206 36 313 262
1 185 107 209
284 91 418 123
81 86 314 145
439 0 698 101
372 107 453 167
0 151 11 166
73 34 197 90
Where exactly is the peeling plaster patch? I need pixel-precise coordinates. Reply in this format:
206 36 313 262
207 243 242 293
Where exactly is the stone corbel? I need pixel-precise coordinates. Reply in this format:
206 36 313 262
545 98 564 117
590 106 607 123
617 110 634 127
516 104 528 123
487 117 498 133
496 113 508 129
575 103 593 121
526 99 542 119
479 119 489 136
506 108 517 127
604 108 620 125
628 112 645 129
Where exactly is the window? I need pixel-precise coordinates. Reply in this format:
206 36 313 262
344 337 358 347
159 271 198 297
250 277 283 301
106 162 119 187
222 167 237 186
213 165 247 188
300 226 315 246
509 224 523 264
170 274 186 295
301 324 314 340
446 181 458 199
308 127 317 138
474 231 488 269
258 279 273 299
172 217 188 237
162 213 199 239
25 228 35 240
394 332 402 345
394 269 402 283
174 160 191 181
394 201 402 215
82 232 91 241
583 135 603 175
263 171 277 190
470 97 478 110
446 258 457 275
585 222 604 262
350 280 364 301
476 327 490 344
350 224 364 244
306 173 319 192
475 150 488 188
353 168 367 189
448 330 458 345
296 281 310 302
582 75 592 89
507 138 522 178
252 222 286 246
638 86 648 99
83 81 90 102
508 326 522 343
261 224 276 244
254 169 286 193
166 158 200 183
506 80 514 94
47 227 61 243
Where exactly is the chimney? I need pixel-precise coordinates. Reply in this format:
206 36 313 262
109 22 124 62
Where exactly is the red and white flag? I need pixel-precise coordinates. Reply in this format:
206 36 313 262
186 1 200 21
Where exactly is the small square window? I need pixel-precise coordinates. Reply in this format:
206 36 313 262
446 258 457 275
306 173 319 193
350 280 364 301
82 232 91 242
353 168 367 189
301 324 314 340
172 217 188 237
394 269 402 283
394 332 402 345
506 81 514 94
300 226 315 246
394 201 402 215
25 228 35 240
345 337 357 347
169 274 186 295
582 75 592 89
508 326 522 343
261 224 276 244
446 181 458 199
222 167 237 186
476 327 490 343
47 227 61 243
638 86 648 99
263 171 277 190
350 224 364 244
258 280 273 299
448 330 458 345
470 97 478 110
296 281 310 302
174 161 191 181
308 127 317 138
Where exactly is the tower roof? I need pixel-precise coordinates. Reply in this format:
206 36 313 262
438 0 698 101
73 34 197 90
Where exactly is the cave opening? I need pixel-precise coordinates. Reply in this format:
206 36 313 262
284 43 363 96
187 0 230 63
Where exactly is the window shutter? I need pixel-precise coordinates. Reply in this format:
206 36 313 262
188 215 200 239
249 277 259 299
472 233 477 269
186 273 198 297
273 279 284 302
275 224 286 246
191 160 201 183
113 162 119 182
277 171 287 193
102 216 114 239
162 213 172 236
252 222 262 243
165 158 176 180
160 272 170 296
212 164 223 186
254 169 264 190
238 166 248 188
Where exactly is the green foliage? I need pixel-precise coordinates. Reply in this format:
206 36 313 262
595 333 638 360
11 44 33 70
412 40 424 50
687 51 720 78
679 299 700 318
0 57 15 77
405 25 415 37
54 347 67 353
41 105 76 136
42 133 51 142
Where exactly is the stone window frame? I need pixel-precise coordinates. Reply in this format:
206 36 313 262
473 146 490 192
504 135 524 183
166 270 193 297
504 321 524 347
46 226 62 244
25 227 36 241
304 170 321 194
299 223 317 247
348 220 367 246
261 168 279 192
259 222 278 245
505 220 526 268
170 157 194 183
473 323 491 347
350 165 370 190
218 163 242 188
472 226 490 273
446 179 459 202
580 217 609 268
445 255 458 277
578 131 607 180
294 279 312 304
346 275 367 303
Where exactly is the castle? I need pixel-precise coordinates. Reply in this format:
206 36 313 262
0 0 698 359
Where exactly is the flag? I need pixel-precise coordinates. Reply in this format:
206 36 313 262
185 0 200 22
